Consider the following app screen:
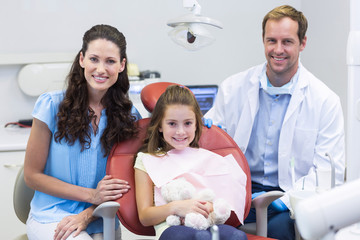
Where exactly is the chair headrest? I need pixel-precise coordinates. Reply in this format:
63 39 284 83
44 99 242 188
140 82 184 113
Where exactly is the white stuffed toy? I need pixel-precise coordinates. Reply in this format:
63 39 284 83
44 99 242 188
161 178 232 230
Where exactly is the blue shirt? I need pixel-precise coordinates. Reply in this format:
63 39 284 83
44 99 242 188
245 68 299 187
29 90 139 234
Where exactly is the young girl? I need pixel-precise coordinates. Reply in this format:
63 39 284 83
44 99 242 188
24 24 139 240
134 85 248 240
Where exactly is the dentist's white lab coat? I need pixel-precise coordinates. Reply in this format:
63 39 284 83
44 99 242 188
205 62 345 206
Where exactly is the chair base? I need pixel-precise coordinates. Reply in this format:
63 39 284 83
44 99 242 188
121 223 155 240
239 222 257 235
13 234 28 240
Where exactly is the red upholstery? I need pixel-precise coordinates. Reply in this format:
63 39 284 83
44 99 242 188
248 236 276 240
107 119 154 236
141 82 179 113
106 82 275 239
141 82 193 113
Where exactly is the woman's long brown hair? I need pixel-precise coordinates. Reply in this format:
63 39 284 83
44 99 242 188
54 24 138 156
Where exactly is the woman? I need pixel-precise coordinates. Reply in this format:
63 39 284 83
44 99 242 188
24 24 139 240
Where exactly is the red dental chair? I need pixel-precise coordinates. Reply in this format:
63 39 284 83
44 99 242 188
93 82 282 240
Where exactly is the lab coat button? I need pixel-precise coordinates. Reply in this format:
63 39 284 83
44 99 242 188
240 146 245 152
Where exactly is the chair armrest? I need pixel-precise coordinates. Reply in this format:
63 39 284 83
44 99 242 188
93 201 120 240
252 190 284 208
252 191 284 237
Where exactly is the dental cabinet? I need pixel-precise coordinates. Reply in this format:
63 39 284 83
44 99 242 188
0 127 30 239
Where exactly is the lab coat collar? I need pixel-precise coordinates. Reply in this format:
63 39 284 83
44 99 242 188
295 62 310 89
282 63 308 124
235 65 262 153
237 62 309 153
259 62 302 96
257 61 308 125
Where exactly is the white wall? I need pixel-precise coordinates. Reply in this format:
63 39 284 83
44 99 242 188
301 0 349 120
0 0 348 127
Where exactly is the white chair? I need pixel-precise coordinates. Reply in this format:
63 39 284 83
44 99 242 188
13 165 120 240
13 165 33 240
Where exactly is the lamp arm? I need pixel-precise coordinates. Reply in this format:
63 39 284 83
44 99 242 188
183 0 201 15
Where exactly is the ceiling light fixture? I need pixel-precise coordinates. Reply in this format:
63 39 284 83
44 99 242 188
167 0 223 51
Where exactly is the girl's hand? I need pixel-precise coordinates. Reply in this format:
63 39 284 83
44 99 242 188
202 201 214 214
54 209 93 240
90 175 130 205
173 199 212 219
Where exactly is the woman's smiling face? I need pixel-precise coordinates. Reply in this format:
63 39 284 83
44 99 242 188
79 38 125 95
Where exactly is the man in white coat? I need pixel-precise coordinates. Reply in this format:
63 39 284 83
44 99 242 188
205 5 345 240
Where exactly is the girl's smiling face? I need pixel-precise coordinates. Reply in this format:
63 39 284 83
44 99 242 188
159 104 196 150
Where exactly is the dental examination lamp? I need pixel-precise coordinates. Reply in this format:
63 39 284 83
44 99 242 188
167 0 223 51
294 178 360 240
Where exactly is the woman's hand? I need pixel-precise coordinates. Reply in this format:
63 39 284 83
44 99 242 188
90 175 130 205
53 208 94 240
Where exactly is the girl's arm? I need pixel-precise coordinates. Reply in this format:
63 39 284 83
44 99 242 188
135 168 212 227
24 118 130 205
